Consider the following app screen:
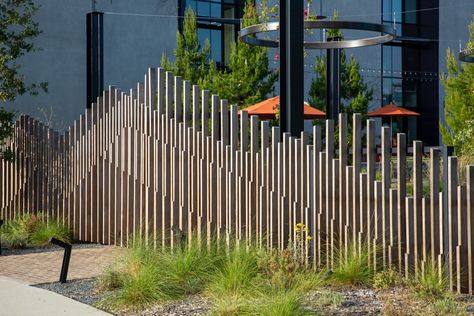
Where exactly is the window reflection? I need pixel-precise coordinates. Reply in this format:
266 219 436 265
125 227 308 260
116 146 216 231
182 0 244 64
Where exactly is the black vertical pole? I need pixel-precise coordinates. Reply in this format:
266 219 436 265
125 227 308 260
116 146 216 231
326 37 341 120
279 0 287 134
283 0 305 136
87 11 104 109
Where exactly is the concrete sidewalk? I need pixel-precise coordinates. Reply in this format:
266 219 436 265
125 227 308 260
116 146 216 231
0 277 112 316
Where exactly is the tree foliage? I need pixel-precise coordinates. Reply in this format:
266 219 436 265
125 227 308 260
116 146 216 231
161 8 210 87
441 15 474 155
203 1 277 108
162 1 277 108
0 0 47 102
0 107 15 161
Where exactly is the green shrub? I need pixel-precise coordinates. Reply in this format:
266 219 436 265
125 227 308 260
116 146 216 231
0 221 29 248
156 238 225 297
97 269 124 291
0 213 72 248
100 236 325 313
257 248 302 290
313 290 344 307
410 259 448 299
30 220 72 246
331 241 373 286
249 290 308 316
207 247 259 296
210 294 251 316
429 296 465 316
373 269 403 289
99 236 227 309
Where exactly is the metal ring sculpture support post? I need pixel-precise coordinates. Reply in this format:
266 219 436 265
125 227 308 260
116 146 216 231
49 237 72 283
459 48 474 63
239 20 396 49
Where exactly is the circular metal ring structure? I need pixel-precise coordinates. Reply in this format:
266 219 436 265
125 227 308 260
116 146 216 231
459 48 474 63
239 20 396 49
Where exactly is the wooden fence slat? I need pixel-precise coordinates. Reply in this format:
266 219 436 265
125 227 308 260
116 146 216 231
4 69 474 293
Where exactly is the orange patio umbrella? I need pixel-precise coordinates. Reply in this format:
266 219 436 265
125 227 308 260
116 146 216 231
239 96 326 120
368 103 420 138
368 102 420 117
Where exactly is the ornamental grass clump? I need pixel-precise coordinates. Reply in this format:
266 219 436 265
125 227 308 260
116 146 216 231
207 246 259 297
330 240 373 286
248 290 309 316
410 259 448 299
99 235 227 309
0 213 72 248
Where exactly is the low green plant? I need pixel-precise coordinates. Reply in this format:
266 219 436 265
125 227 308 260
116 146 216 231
30 220 72 246
410 259 448 299
0 213 71 248
330 241 373 286
100 233 326 313
210 294 251 316
249 290 308 316
373 269 403 289
313 290 344 307
97 269 124 291
99 235 227 309
0 221 28 248
207 246 259 297
429 296 465 316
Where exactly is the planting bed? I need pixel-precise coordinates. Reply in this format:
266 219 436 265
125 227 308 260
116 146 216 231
36 277 474 315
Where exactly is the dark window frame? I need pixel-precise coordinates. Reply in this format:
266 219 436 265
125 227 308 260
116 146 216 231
178 0 247 65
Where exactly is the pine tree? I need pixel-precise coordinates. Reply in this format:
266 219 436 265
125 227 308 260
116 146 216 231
203 1 277 107
161 8 211 87
441 16 474 155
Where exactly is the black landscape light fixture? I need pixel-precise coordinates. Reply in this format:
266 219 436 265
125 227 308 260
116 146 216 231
49 237 72 283
0 219 3 256
459 48 474 63
240 18 395 131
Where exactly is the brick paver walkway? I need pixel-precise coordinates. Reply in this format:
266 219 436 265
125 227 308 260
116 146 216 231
0 246 121 284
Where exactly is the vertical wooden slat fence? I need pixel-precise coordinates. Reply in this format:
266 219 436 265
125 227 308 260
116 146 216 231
1 68 474 293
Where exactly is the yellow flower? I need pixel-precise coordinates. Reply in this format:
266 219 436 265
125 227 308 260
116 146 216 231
296 223 304 228
306 236 313 240
303 227 308 232
295 227 301 233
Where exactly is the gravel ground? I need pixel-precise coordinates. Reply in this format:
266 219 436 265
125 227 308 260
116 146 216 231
119 296 211 316
305 287 383 315
34 278 110 307
35 278 211 316
35 278 474 315
0 243 106 256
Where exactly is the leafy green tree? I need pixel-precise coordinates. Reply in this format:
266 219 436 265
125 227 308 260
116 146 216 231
203 1 277 107
1 1 45 161
161 8 211 87
0 107 15 161
0 0 47 102
163 1 277 108
441 16 474 155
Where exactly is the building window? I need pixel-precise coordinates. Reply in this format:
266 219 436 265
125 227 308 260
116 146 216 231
382 0 417 36
180 0 245 64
